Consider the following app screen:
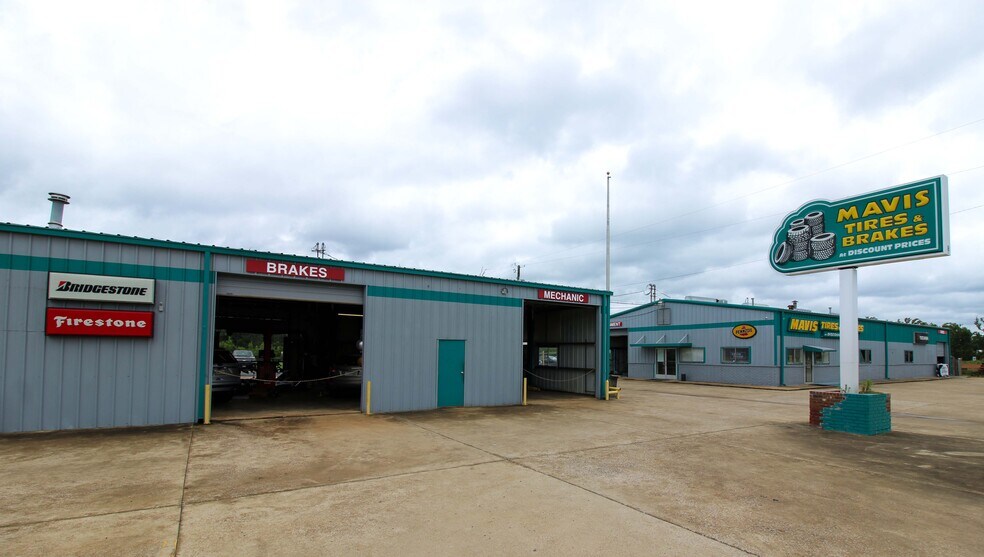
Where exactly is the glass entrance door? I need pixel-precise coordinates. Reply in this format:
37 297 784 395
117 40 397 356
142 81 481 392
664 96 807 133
655 349 677 379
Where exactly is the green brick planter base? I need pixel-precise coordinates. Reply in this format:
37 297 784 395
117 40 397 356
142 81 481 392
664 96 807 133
820 392 891 435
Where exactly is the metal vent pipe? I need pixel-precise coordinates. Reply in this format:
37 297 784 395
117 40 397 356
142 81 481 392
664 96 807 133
47 192 70 229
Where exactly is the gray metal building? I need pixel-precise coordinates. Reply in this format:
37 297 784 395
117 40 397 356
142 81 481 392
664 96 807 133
610 298 949 386
1 223 611 433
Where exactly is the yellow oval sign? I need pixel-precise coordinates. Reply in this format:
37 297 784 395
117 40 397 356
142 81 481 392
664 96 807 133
732 324 757 339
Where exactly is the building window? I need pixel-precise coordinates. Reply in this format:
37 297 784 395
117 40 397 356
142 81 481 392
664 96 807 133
657 307 671 325
786 348 804 365
538 347 558 367
680 347 705 363
904 350 914 363
814 351 831 365
913 332 929 345
860 349 872 364
721 347 751 364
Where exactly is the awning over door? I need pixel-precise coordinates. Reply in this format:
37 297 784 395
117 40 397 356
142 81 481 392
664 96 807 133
802 345 836 353
630 333 692 348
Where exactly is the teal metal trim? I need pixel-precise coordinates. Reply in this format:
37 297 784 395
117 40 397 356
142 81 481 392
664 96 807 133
0 253 203 282
600 296 611 399
197 251 212 421
366 286 524 308
803 345 836 353
883 322 890 380
629 319 773 333
777 310 785 386
885 323 948 344
630 342 693 348
1 223 606 296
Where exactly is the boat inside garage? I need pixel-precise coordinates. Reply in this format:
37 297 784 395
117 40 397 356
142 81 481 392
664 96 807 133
210 274 365 419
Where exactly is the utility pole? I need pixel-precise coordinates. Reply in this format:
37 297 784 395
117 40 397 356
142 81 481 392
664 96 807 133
311 242 326 258
606 171 611 292
514 263 524 281
647 283 657 302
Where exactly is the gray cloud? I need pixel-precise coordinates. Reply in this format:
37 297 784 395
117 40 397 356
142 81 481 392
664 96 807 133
1 1 982 329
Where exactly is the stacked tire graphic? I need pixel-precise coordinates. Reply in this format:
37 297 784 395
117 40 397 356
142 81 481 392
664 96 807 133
810 232 836 260
787 225 811 261
774 211 837 267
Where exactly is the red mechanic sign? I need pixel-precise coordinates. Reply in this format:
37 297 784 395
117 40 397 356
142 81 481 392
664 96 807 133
538 289 590 304
246 259 345 281
45 308 154 337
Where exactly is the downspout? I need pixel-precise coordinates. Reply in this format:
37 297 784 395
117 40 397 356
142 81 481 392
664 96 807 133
777 310 785 386
197 250 213 421
883 321 890 380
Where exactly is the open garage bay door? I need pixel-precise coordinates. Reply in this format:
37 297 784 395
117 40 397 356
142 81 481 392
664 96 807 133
523 301 598 396
210 274 365 418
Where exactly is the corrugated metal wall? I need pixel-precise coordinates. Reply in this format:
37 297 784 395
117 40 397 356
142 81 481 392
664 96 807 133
363 296 523 413
212 253 603 411
1 232 203 433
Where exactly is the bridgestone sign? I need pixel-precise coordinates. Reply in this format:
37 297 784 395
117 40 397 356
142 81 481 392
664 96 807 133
48 273 156 304
770 176 950 275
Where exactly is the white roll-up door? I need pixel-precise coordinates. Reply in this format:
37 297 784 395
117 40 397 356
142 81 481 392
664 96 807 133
216 274 364 305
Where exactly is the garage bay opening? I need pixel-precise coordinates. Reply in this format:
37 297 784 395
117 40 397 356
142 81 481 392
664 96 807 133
210 282 365 418
523 301 598 398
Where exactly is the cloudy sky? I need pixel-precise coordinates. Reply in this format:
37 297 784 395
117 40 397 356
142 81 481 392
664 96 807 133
2 0 982 328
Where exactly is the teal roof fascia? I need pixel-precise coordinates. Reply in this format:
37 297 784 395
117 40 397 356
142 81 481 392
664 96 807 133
367 286 524 308
0 253 203 283
630 342 693 348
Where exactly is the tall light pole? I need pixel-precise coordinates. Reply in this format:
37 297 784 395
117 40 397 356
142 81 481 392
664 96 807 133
606 171 611 291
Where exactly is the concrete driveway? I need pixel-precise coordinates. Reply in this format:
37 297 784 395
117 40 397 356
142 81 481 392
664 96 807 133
2 378 982 556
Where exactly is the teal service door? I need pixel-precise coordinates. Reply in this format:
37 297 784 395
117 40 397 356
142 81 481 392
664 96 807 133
438 340 466 407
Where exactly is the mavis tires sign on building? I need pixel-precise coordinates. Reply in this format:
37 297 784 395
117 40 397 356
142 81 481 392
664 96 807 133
48 273 155 304
770 176 949 275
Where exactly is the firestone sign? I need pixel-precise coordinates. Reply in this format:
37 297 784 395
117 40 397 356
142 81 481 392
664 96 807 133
246 259 345 281
45 308 154 337
770 176 949 275
538 289 590 304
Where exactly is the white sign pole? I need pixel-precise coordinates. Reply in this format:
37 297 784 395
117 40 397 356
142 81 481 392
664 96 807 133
839 267 859 392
